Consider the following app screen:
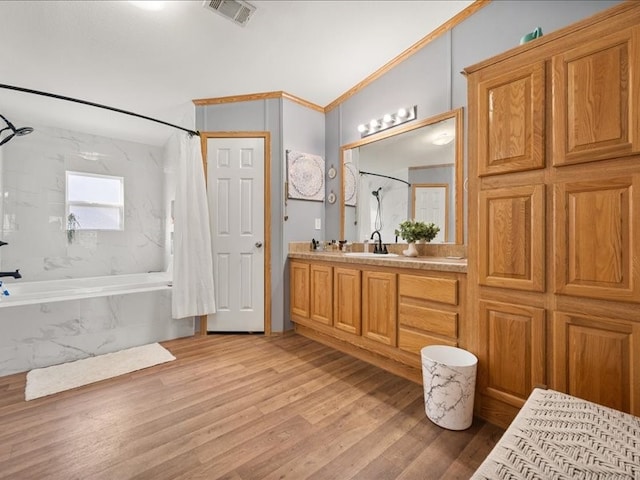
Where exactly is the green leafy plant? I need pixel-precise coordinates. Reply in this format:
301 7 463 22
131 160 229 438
395 220 440 243
67 213 80 244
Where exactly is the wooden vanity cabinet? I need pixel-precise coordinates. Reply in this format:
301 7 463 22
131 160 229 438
290 261 310 319
362 271 397 347
466 3 640 427
397 274 459 354
290 258 466 383
333 266 361 335
309 264 333 326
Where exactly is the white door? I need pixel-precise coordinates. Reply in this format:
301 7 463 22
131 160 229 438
413 184 447 243
206 137 265 332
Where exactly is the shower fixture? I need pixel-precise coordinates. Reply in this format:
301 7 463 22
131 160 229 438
0 114 33 146
372 187 382 198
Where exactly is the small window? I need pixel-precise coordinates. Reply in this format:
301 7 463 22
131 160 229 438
66 171 124 230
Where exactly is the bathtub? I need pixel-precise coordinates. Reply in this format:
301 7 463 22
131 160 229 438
0 272 193 377
0 272 172 308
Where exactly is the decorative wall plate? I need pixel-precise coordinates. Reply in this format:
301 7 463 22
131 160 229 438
327 191 336 204
327 166 337 179
287 150 325 201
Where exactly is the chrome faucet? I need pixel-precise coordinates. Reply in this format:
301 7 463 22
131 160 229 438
0 269 21 279
370 230 388 254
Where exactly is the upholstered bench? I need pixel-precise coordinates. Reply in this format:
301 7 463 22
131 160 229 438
472 388 640 479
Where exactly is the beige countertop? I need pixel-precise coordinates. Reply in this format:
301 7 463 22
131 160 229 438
288 251 467 273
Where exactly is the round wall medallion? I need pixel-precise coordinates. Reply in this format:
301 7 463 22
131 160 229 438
327 192 336 204
327 166 337 179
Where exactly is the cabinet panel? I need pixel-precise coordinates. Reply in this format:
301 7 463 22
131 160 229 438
552 27 640 166
552 312 640 415
398 304 457 338
398 274 457 305
555 175 640 302
479 184 545 291
334 267 361 335
477 62 545 176
479 300 546 408
290 261 309 319
398 328 456 356
310 264 333 326
362 271 397 346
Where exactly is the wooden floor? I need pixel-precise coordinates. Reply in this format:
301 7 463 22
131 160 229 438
0 334 503 479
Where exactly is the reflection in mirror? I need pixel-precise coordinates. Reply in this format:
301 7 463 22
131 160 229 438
341 108 463 244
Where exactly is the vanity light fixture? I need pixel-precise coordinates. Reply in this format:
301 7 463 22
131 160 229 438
357 105 417 138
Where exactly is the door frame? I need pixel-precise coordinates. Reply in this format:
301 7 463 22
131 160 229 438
411 182 449 241
199 131 272 336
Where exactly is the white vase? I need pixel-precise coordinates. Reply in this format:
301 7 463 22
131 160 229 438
403 242 418 257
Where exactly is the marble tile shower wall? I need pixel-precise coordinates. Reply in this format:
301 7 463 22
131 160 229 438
0 124 166 281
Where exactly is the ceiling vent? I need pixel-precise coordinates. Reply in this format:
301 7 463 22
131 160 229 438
202 0 256 27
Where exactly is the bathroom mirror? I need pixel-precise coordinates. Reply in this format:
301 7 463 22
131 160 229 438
341 108 463 244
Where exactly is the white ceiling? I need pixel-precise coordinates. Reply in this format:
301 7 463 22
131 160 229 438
0 0 474 145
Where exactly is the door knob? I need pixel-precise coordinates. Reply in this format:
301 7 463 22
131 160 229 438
255 241 263 248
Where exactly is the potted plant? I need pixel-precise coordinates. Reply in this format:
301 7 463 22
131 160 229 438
419 222 440 243
395 220 440 256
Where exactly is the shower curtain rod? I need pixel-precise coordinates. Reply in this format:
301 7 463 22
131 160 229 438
0 83 199 137
359 170 411 187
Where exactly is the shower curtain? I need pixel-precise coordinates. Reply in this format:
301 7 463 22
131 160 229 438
172 134 216 319
356 173 372 241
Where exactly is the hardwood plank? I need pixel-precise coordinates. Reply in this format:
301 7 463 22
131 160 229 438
0 334 502 480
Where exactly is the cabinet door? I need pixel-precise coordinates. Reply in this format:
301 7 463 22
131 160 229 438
290 261 310 319
478 300 546 409
479 184 545 292
552 311 640 415
310 264 333 326
362 271 397 346
334 267 361 335
476 61 546 176
552 27 640 166
554 175 640 302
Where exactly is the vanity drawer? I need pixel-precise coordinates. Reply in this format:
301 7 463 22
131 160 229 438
398 328 457 356
399 274 458 305
399 304 458 338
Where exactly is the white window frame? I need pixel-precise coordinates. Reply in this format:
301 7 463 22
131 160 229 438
66 171 125 231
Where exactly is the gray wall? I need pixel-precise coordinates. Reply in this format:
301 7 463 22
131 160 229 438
282 100 325 329
196 0 620 332
196 97 324 332
325 0 621 241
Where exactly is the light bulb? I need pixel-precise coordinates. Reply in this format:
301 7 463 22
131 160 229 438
397 108 408 118
357 124 367 133
369 119 379 129
382 113 392 124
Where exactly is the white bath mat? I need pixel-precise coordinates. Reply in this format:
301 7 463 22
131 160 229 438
25 343 175 401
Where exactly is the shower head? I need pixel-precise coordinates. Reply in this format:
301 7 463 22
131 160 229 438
0 114 34 146
372 187 382 198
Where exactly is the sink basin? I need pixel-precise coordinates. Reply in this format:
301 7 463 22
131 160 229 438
344 252 399 257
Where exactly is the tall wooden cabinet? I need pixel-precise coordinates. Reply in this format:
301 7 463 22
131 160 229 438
466 2 640 427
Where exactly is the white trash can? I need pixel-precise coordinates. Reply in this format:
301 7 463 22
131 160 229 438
421 345 478 430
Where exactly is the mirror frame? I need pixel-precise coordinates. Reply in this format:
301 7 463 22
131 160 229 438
340 107 464 243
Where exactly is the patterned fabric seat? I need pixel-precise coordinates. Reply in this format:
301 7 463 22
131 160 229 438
472 388 640 479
